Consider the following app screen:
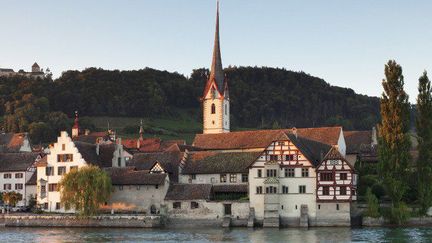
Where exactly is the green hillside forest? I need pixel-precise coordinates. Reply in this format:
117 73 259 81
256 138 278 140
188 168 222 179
0 66 380 143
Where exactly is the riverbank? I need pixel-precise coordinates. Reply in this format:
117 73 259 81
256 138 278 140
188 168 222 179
0 214 162 228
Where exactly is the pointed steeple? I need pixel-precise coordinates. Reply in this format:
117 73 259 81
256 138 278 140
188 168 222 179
139 119 144 140
209 0 224 91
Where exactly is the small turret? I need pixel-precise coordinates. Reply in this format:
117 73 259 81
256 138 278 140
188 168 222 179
32 62 40 73
71 111 79 138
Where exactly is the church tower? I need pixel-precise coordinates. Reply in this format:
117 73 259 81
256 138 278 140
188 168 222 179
202 1 230 134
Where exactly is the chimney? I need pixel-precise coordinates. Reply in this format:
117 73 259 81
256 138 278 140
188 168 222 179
371 126 378 146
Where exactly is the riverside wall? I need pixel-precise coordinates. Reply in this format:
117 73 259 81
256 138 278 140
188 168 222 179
0 214 161 228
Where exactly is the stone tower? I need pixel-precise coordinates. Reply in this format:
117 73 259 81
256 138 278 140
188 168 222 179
202 1 230 134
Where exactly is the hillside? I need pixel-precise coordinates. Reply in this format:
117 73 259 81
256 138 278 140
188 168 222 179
0 66 380 143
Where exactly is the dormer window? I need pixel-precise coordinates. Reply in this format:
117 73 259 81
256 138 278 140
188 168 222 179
211 104 216 114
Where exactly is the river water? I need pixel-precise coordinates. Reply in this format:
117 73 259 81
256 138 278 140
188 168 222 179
0 227 430 242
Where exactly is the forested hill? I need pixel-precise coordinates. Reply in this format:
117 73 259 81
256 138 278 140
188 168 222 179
0 66 380 142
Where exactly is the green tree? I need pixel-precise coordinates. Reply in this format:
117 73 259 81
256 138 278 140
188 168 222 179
378 60 411 224
416 71 432 215
2 191 23 207
59 165 112 216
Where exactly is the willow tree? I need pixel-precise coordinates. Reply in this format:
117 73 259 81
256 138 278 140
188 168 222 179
378 60 411 222
416 71 432 215
59 165 112 216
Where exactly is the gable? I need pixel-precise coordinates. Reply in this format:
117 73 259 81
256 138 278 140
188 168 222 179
150 161 166 173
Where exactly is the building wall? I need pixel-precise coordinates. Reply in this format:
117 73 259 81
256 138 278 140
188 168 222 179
25 184 36 205
37 131 89 213
314 202 351 226
0 170 35 206
179 173 248 185
103 178 169 213
166 200 249 220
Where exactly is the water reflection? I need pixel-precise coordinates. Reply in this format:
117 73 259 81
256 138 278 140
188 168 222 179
0 227 430 243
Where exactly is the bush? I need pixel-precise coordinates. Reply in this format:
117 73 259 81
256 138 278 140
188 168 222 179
365 188 380 218
388 203 410 225
358 175 379 196
122 125 139 134
371 183 386 199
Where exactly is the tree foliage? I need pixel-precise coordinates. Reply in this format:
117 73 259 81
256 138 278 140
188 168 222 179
58 165 112 216
2 191 23 207
365 187 380 218
378 60 411 223
416 71 432 215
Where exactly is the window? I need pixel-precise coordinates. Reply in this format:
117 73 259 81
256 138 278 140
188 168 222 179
119 186 123 191
191 174 196 180
340 173 348 180
44 203 48 210
57 154 73 162
285 168 295 177
62 144 65 151
3 173 11 179
46 167 54 176
58 166 66 176
211 104 216 114
256 186 263 194
282 185 289 194
340 186 347 195
318 205 321 210
323 186 330 195
352 189 356 195
15 184 23 190
266 169 277 177
3 184 11 190
173 202 181 209
56 202 61 210
299 185 306 194
70 166 78 171
155 185 159 189
301 168 309 177
266 186 277 194
230 174 237 183
320 172 333 181
257 169 262 178
41 185 46 193
285 154 295 161
15 173 23 179
220 174 227 183
336 204 340 210
191 201 199 209
269 155 278 161
241 174 248 183
225 104 227 115
48 183 58 192
118 158 121 167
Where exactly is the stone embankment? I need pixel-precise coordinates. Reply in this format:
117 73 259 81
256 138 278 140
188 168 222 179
0 214 161 228
363 216 432 227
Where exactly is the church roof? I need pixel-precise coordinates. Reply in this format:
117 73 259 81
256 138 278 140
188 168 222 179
203 1 225 96
182 151 261 174
32 62 39 68
192 127 341 150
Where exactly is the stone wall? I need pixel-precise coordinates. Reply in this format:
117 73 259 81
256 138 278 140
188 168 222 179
2 215 161 228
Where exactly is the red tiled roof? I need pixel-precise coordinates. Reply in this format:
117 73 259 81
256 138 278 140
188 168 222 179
0 133 28 152
192 127 341 150
122 138 161 152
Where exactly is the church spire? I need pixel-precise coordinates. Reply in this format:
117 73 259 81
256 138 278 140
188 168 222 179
209 0 224 91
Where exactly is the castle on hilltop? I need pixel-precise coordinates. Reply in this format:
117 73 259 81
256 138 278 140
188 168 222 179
0 62 47 78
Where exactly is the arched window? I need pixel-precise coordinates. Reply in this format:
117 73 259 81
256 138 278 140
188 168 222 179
211 104 216 114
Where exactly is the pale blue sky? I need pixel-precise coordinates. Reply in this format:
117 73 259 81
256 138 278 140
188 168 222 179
1 0 431 101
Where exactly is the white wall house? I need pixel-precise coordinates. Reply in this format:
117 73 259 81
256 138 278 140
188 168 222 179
36 131 125 212
0 153 38 206
248 132 331 227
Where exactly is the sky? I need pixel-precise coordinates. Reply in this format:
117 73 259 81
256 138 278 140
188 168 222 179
1 0 432 102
